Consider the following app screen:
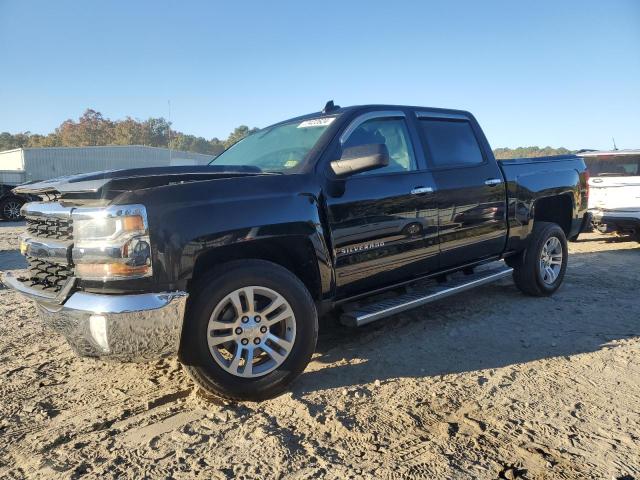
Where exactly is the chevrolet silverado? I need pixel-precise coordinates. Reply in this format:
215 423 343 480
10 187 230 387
2 103 590 401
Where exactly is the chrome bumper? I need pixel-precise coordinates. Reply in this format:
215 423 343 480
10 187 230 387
2 271 187 362
590 208 640 222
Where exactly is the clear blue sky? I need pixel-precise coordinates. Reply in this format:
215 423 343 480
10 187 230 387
0 0 638 150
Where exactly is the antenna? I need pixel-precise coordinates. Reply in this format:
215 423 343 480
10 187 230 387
612 137 618 151
168 99 172 164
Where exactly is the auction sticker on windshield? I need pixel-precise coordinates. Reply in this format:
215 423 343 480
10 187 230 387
297 117 335 128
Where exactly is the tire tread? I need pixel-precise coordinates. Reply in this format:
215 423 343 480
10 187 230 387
512 221 567 297
181 259 318 401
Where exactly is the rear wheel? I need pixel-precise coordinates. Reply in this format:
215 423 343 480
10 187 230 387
0 197 24 221
511 221 568 296
181 260 318 401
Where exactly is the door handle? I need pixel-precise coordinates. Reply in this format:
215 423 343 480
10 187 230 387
411 186 434 195
484 178 502 186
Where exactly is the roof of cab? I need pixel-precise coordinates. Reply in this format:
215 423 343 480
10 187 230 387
267 103 473 129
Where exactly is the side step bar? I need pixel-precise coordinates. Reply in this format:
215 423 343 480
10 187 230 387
340 264 513 327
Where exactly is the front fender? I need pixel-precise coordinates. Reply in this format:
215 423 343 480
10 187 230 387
116 173 334 298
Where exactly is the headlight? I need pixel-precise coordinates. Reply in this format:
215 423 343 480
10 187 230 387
72 204 152 280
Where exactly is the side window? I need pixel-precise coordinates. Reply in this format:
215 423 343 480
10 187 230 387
343 117 416 175
418 119 484 168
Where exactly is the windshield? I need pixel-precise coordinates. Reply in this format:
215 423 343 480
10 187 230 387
210 116 337 173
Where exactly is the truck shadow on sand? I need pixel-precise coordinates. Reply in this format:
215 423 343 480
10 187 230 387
294 246 640 395
0 221 26 272
0 220 26 226
573 233 636 243
0 250 27 272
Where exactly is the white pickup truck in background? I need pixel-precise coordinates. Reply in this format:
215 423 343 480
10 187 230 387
582 150 640 242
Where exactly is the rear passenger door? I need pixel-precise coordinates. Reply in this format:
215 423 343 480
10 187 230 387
415 111 508 268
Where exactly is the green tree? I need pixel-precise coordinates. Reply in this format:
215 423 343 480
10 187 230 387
26 133 60 147
55 109 114 146
78 109 113 146
208 138 225 156
142 117 171 147
0 109 258 157
112 117 145 145
224 125 259 149
493 146 573 159
0 132 28 150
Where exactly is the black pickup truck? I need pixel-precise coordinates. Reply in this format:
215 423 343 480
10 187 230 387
2 103 589 401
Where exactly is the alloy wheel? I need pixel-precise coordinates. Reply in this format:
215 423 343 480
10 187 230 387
207 286 296 378
539 236 563 284
2 201 22 221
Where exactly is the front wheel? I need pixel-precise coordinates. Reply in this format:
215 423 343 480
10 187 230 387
511 221 568 296
181 260 318 401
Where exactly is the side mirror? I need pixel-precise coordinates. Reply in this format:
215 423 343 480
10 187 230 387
330 144 389 177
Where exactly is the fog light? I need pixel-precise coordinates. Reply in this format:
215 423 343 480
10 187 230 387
89 314 110 353
76 263 151 279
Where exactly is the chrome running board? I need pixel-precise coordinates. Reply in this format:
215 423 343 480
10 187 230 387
340 264 513 327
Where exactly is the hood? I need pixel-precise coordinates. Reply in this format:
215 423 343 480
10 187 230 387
12 165 266 196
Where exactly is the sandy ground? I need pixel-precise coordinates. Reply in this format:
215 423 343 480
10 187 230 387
0 221 638 480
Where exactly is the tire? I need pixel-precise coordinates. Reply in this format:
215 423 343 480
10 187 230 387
511 221 568 297
0 197 24 221
181 259 318 401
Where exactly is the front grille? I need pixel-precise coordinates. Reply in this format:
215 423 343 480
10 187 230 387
21 256 74 293
26 217 73 241
19 203 76 294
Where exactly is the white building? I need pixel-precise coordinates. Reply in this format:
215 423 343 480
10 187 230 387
0 146 215 185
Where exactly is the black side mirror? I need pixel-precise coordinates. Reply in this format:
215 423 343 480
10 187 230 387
330 144 390 177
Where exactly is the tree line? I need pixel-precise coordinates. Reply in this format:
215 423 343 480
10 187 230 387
0 109 258 156
0 109 572 159
493 146 573 159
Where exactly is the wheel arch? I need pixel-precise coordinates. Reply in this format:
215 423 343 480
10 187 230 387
532 193 574 236
188 236 323 301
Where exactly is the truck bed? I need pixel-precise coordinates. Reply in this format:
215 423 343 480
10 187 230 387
497 154 589 250
497 154 582 166
498 154 586 182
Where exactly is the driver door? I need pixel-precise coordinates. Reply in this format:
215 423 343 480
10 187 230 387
325 111 439 297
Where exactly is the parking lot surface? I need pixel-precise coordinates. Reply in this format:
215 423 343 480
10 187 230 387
1 222 638 479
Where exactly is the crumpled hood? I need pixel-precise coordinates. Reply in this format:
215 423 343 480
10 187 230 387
12 165 265 196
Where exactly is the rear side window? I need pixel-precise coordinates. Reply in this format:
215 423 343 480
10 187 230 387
419 119 484 167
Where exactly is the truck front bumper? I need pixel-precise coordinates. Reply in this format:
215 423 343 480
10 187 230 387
1 271 188 362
